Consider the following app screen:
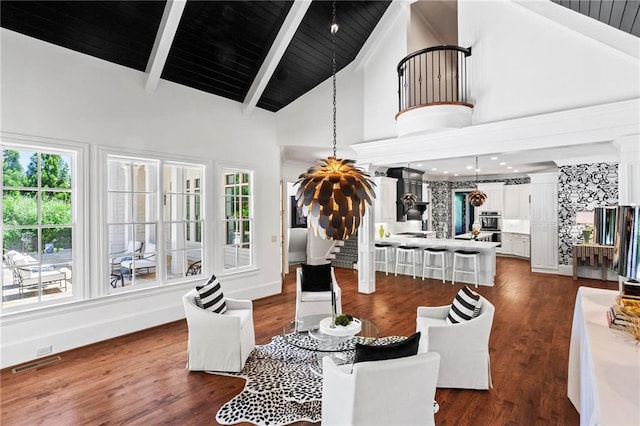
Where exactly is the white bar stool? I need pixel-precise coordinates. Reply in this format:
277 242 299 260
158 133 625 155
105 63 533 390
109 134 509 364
374 243 394 275
452 249 480 288
395 245 421 279
422 247 449 283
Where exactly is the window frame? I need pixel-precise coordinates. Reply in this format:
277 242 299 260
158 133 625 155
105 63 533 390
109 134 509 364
99 147 209 296
219 165 255 274
1 134 88 314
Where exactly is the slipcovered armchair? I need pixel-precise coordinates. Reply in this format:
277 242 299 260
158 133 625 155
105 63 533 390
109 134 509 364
296 264 342 320
415 296 495 390
321 352 441 426
182 289 255 372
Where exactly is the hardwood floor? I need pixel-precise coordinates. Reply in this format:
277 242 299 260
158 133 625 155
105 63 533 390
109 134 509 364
1 257 616 425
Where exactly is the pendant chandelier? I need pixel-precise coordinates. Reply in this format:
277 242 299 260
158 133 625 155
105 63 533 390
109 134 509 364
468 156 487 207
295 2 375 240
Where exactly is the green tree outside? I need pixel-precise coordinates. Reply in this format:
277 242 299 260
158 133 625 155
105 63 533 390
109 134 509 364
3 149 72 252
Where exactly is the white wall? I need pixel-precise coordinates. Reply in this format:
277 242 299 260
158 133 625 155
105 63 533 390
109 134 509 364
0 29 282 368
276 61 365 158
458 0 640 124
408 3 446 52
362 7 410 143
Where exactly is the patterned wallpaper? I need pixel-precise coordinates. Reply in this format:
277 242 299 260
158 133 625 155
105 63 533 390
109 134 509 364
427 181 452 238
557 162 618 265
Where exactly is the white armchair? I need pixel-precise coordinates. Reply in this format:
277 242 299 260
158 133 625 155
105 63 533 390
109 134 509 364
182 289 255 372
321 352 441 426
296 265 342 319
415 296 495 390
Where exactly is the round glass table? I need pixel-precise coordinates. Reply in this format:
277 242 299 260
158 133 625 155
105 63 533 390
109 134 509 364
282 314 379 374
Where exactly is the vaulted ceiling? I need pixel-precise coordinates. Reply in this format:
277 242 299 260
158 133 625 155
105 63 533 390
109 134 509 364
552 0 640 37
0 0 391 112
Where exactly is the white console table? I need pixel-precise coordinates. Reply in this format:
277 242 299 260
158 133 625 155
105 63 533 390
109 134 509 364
567 287 640 425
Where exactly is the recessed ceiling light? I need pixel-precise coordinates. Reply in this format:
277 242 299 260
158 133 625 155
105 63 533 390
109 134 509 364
475 168 481 172
466 165 473 170
416 163 423 167
499 162 506 166
431 167 437 171
514 170 519 173
491 156 498 160
443 171 449 174
454 173 459 176
507 166 513 169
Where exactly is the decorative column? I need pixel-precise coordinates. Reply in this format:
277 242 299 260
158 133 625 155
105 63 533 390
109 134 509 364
357 164 376 294
614 134 640 205
614 134 640 291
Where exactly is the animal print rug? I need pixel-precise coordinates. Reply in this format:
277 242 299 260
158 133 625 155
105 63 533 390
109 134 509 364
213 334 404 426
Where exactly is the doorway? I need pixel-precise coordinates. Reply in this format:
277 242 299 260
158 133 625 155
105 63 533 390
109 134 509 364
453 191 476 236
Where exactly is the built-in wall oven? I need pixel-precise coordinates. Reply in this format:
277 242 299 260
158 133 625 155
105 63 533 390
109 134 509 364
479 211 502 244
479 211 501 231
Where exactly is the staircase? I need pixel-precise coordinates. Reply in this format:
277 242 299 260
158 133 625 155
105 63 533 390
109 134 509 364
331 236 359 269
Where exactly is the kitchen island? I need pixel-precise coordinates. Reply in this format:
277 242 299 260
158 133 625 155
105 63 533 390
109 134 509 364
375 235 499 286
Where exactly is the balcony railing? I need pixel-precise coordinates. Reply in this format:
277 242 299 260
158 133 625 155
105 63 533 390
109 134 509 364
397 45 472 115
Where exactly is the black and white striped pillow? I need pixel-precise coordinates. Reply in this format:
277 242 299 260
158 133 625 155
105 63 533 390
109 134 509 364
195 275 227 314
446 286 481 324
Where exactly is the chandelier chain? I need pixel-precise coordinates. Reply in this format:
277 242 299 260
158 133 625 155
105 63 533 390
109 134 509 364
332 1 337 158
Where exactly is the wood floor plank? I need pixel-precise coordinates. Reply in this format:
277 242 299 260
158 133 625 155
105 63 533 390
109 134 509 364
1 257 616 425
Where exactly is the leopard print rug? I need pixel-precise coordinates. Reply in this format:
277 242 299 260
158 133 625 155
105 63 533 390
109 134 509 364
213 334 405 426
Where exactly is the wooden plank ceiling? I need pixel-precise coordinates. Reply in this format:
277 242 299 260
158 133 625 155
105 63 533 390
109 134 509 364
1 0 391 112
552 0 640 36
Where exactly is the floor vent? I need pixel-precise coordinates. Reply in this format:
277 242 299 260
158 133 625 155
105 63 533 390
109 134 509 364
12 356 61 374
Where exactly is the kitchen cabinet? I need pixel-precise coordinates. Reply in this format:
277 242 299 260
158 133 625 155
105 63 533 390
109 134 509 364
530 173 559 272
500 233 530 258
503 184 530 220
386 167 424 221
512 234 530 258
374 176 397 223
476 182 504 213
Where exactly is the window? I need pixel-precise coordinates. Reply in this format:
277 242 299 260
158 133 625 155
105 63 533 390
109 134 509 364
221 169 253 271
2 147 74 310
107 155 204 291
164 164 203 280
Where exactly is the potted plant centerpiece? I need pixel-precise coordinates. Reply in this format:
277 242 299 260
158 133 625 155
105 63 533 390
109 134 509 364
320 313 362 336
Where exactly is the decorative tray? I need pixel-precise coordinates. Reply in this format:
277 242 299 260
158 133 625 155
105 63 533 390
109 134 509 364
319 317 362 337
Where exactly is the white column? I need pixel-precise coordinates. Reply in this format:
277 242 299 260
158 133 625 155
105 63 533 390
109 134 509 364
357 164 376 294
614 134 640 205
614 134 640 291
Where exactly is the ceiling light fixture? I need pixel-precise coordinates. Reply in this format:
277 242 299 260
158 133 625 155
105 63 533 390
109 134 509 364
468 156 487 207
295 2 375 240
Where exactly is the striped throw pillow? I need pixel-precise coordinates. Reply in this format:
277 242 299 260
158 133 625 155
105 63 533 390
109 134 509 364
446 286 482 324
195 275 227 314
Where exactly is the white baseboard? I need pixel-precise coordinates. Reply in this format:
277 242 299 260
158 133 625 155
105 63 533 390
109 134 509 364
557 264 618 281
1 279 282 369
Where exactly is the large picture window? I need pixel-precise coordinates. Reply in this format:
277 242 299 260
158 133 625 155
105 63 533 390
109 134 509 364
2 147 74 310
107 155 204 291
222 169 253 271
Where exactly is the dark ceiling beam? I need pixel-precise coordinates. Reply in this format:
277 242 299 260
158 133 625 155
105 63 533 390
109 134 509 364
145 0 187 92
242 0 311 115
